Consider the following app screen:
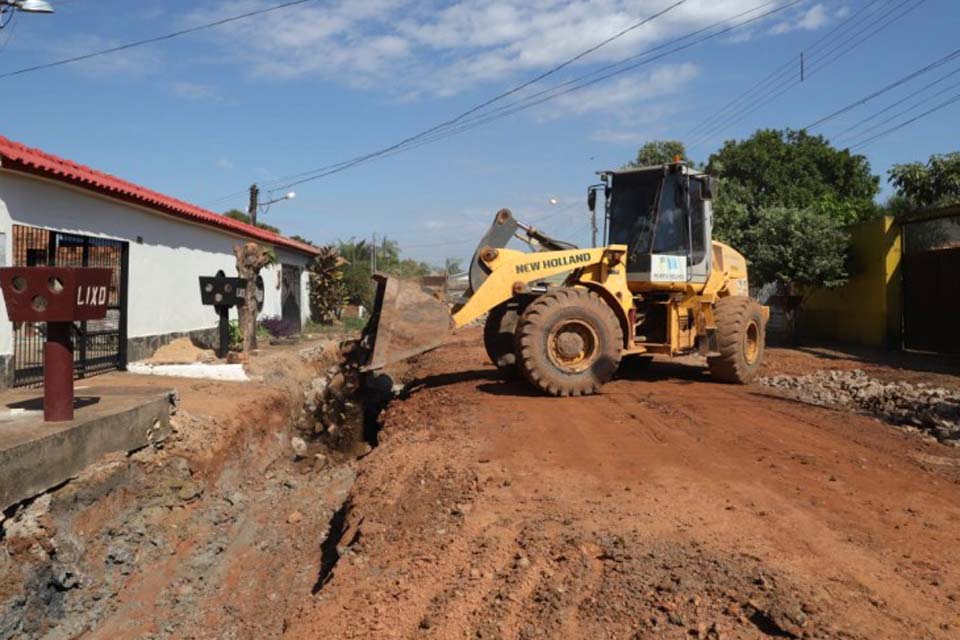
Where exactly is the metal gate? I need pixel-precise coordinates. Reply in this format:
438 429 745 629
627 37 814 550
11 225 129 386
901 214 960 354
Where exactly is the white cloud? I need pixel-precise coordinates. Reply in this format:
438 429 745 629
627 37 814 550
188 1 826 97
544 63 699 117
216 156 234 170
769 3 829 35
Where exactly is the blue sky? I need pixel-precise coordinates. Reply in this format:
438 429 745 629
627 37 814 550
0 0 956 267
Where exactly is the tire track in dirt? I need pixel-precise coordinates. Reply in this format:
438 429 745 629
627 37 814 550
287 328 960 639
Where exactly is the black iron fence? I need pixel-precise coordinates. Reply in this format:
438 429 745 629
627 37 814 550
11 225 129 386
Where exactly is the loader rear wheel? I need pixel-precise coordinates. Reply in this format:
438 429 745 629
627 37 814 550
484 302 521 372
516 288 623 397
708 296 766 384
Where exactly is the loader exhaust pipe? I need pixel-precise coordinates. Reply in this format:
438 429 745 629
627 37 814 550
359 274 455 372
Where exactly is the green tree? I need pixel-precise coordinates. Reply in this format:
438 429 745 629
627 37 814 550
707 129 879 210
223 209 281 234
626 140 688 168
707 129 879 244
307 246 346 324
747 206 850 338
443 258 463 275
337 239 374 308
289 234 316 246
335 237 435 309
888 152 960 209
368 236 432 279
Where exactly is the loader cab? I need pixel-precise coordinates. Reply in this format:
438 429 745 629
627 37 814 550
595 163 713 289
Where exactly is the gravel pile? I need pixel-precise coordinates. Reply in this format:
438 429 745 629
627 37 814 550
761 369 960 445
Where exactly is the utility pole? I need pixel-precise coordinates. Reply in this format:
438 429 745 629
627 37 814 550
247 183 259 227
590 209 598 247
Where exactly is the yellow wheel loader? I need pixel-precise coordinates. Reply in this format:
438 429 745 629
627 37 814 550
359 161 768 396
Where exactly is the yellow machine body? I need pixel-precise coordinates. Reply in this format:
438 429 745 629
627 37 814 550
361 162 768 393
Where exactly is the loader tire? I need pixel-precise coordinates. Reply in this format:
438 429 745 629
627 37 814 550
516 288 622 397
708 296 765 384
484 302 520 372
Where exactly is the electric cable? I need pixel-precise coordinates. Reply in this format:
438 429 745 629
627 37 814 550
850 91 960 149
687 0 927 149
0 0 318 80
265 0 801 193
804 44 960 129
832 63 960 140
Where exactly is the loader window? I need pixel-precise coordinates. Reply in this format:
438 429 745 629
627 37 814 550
608 172 659 262
651 173 688 256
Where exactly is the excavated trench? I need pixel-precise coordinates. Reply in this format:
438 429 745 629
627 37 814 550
0 338 393 640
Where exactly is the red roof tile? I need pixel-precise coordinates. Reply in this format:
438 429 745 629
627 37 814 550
0 135 319 256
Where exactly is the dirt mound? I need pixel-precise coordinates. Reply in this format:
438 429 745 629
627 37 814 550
762 369 960 444
145 338 215 364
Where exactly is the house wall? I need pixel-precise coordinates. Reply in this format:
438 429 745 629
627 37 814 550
800 216 902 348
0 171 312 365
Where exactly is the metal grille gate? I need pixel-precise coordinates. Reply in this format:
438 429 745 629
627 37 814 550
11 225 129 386
901 213 960 354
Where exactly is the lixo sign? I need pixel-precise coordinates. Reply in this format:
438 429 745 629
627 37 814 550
77 284 109 307
0 267 113 422
198 270 247 358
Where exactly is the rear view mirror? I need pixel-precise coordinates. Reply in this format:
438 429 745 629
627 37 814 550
587 188 597 212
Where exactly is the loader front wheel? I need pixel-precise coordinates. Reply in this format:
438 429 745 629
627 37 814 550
484 302 521 373
516 288 623 397
708 296 766 384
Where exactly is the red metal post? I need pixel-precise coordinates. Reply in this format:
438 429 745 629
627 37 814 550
0 267 111 423
43 321 74 422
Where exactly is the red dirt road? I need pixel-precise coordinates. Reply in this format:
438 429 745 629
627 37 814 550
288 328 960 639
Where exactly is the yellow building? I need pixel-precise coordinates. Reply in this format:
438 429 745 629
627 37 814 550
800 216 902 348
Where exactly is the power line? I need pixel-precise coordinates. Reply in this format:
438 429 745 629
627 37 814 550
845 76 960 145
804 44 960 129
0 10 19 54
365 0 803 164
690 0 927 148
802 0 923 78
413 0 794 151
252 0 692 193
850 91 960 149
685 0 889 141
833 63 960 140
687 0 927 149
263 0 800 194
0 0 317 80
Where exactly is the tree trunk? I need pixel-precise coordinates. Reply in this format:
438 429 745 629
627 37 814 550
233 242 274 353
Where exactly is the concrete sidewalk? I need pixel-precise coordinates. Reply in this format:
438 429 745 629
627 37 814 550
0 384 174 512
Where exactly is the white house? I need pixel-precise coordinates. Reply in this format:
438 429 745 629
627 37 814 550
0 135 319 388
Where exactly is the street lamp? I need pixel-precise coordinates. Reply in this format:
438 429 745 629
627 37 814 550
247 184 295 227
1 1 54 29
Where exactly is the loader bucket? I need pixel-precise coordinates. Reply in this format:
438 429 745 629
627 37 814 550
360 274 454 372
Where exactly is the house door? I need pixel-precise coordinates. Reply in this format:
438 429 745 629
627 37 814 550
11 225 129 386
280 264 302 334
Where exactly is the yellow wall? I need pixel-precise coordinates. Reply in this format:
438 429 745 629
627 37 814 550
800 216 902 348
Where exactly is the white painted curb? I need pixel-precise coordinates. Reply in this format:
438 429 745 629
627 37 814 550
126 362 249 382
